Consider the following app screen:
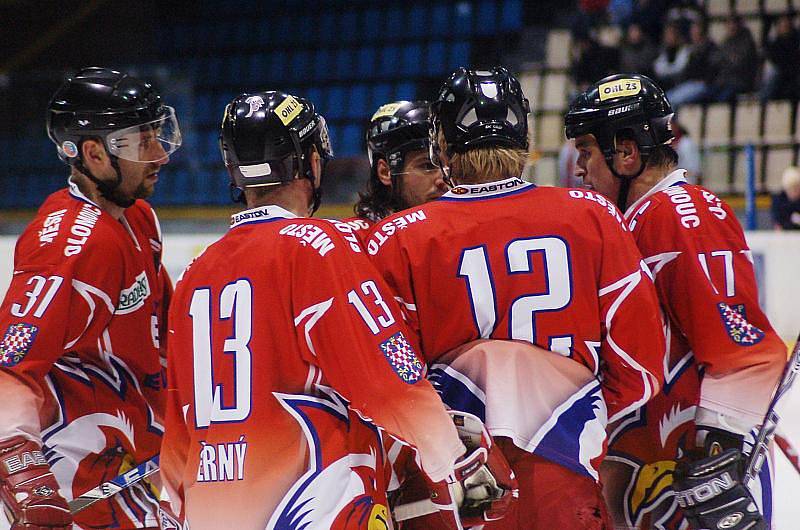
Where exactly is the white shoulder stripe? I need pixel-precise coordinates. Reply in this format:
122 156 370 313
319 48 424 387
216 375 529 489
294 298 334 356
598 269 659 423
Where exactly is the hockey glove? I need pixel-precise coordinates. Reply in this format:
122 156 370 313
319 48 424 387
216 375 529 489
673 448 765 530
0 436 71 530
445 411 517 526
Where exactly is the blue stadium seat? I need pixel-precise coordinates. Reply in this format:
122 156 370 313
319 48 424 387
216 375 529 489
500 0 523 30
327 86 347 119
476 0 497 35
341 124 361 157
363 9 381 43
290 51 312 83
319 12 337 43
426 41 446 76
356 47 377 79
408 5 426 38
448 41 470 69
349 84 370 119
385 7 403 41
249 53 268 85
314 49 334 81
394 82 416 101
400 44 423 77
370 83 393 111
339 11 358 44
269 51 287 83
194 93 214 126
379 46 400 77
334 49 354 81
453 2 473 35
306 87 323 110
432 4 452 36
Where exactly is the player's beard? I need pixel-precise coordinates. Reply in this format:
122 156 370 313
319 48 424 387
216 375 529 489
133 180 154 200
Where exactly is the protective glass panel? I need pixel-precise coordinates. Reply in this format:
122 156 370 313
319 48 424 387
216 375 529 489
106 106 182 162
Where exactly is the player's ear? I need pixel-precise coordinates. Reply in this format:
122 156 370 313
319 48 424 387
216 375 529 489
377 158 392 187
310 147 322 188
618 139 640 171
81 138 108 171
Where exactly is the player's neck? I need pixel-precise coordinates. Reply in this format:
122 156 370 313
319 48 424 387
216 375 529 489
71 172 125 220
627 165 675 208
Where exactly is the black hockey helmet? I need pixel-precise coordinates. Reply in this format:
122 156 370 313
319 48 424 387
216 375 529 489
564 73 674 209
47 67 181 165
366 100 431 174
220 90 332 211
565 73 674 167
430 66 530 167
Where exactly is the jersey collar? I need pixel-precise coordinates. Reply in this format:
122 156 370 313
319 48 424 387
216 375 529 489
67 178 101 207
230 204 298 229
623 169 688 220
440 176 534 201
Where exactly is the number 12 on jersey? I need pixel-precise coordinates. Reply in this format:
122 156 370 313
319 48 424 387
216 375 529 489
458 236 573 352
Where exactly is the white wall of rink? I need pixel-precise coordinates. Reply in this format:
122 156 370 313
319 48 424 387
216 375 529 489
0 230 797 528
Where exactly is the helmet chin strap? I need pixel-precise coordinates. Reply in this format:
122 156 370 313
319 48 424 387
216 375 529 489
76 155 135 208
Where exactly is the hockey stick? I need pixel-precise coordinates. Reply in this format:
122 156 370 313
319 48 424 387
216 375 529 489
392 498 439 522
68 455 160 514
744 333 800 486
775 432 800 474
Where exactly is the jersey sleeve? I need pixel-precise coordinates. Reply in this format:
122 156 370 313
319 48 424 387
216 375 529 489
0 237 124 438
633 200 786 422
363 224 420 335
594 211 665 423
290 224 464 483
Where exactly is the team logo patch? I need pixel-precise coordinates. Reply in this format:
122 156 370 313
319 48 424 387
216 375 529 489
244 95 264 118
598 78 642 101
718 303 765 345
0 323 39 367
379 332 423 384
61 141 78 158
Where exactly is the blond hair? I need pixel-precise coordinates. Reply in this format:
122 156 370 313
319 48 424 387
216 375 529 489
782 166 800 191
437 129 527 184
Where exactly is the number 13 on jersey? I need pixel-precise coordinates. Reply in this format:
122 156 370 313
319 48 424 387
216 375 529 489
458 236 573 352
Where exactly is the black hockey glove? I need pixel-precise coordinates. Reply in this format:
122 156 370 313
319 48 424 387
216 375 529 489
673 448 765 530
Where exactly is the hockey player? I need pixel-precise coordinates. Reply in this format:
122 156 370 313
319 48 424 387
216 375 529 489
565 73 787 530
345 100 447 240
0 67 181 529
366 67 666 529
158 90 516 530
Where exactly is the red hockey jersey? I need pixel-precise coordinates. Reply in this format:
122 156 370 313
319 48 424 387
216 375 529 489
160 205 464 530
0 182 170 528
605 170 787 529
338 216 374 246
365 177 665 479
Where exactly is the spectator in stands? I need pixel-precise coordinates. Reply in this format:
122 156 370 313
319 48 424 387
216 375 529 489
771 166 800 230
711 15 759 101
619 23 658 77
670 118 702 184
653 21 690 90
629 0 669 45
570 29 619 91
760 13 800 102
667 20 719 108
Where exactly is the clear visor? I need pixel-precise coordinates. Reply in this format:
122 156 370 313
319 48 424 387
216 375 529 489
106 106 181 162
